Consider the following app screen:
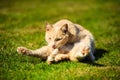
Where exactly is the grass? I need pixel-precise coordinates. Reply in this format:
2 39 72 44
0 0 120 80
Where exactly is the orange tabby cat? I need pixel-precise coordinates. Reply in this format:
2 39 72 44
17 19 95 64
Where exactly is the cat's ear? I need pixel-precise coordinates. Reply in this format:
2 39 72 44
61 24 68 34
46 22 53 31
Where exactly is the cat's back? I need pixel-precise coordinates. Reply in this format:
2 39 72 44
53 19 73 28
53 19 84 30
52 19 85 36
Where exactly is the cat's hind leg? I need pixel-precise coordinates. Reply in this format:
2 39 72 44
17 46 50 60
17 47 31 55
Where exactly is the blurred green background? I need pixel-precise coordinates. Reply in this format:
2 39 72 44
0 0 120 80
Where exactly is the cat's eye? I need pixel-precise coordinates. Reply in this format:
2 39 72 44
55 38 62 41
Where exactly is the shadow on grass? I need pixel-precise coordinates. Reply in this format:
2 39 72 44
82 48 108 67
94 48 108 61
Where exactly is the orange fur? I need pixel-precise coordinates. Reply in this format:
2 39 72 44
17 19 95 64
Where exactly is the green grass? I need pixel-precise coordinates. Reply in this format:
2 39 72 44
0 0 120 80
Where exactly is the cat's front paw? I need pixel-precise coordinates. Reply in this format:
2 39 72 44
55 54 69 62
47 56 54 64
47 60 52 64
54 56 62 62
17 47 29 55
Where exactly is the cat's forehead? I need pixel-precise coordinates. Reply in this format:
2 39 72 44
54 26 60 30
47 27 57 34
52 26 61 33
46 25 63 37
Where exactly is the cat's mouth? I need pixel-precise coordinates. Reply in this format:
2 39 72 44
52 45 62 49
52 45 56 49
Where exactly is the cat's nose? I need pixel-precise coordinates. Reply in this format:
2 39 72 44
52 45 56 49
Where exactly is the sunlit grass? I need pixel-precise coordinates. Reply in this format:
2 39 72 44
0 0 120 80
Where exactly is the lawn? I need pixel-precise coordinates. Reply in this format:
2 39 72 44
0 0 120 80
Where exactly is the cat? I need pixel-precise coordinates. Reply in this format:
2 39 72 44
17 19 95 64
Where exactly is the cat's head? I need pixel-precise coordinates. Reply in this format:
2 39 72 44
45 23 69 49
